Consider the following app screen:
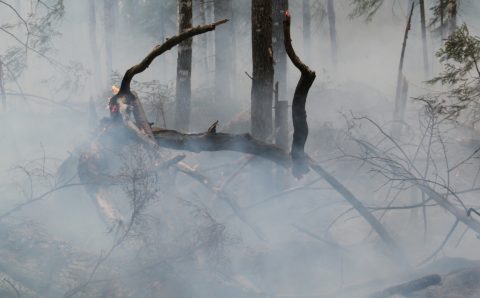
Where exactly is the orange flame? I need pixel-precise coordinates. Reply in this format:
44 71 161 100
111 85 120 95
285 10 290 18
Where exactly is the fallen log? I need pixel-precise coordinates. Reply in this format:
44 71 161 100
369 274 441 298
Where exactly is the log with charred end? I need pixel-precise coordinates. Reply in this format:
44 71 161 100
283 11 316 177
369 274 441 298
112 19 227 138
152 128 291 168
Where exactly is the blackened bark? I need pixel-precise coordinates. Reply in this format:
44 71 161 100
175 0 193 131
284 12 316 177
327 0 337 66
251 0 274 141
274 82 289 150
272 0 288 99
214 0 234 104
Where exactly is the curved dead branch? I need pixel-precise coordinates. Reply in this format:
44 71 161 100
118 19 228 94
284 11 316 177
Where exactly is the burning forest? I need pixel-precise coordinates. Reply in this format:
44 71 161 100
2 0 480 297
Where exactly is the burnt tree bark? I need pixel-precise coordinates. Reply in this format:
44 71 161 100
284 11 315 177
214 0 234 104
272 0 288 99
251 0 274 141
327 0 337 67
175 0 193 131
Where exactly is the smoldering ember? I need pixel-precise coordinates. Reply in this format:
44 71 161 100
2 1 480 297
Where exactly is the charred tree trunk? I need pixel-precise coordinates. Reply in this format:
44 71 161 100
104 0 115 84
393 3 414 137
302 0 311 61
175 0 193 131
440 0 445 40
419 0 429 78
284 11 315 176
214 0 234 104
274 82 289 151
251 0 274 141
326 0 337 67
88 0 103 94
272 0 288 99
0 60 6 110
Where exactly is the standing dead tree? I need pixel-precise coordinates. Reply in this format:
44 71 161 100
251 0 274 141
419 0 429 78
392 3 414 137
175 0 193 131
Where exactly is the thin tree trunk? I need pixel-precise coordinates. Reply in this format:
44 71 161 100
251 0 274 141
0 60 6 110
88 0 103 94
175 0 193 131
393 3 414 137
326 0 337 67
440 0 445 40
272 0 288 100
195 0 208 82
302 0 311 61
419 0 429 78
104 0 115 85
214 0 234 104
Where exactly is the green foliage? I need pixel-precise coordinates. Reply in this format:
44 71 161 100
349 0 384 22
425 24 480 121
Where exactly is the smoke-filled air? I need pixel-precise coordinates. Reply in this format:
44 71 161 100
2 0 480 297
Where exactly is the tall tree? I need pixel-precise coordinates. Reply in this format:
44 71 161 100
194 0 208 81
272 0 288 100
175 0 193 131
251 0 274 141
419 0 429 78
88 0 103 94
302 0 311 60
326 0 337 66
214 0 234 104
104 0 116 84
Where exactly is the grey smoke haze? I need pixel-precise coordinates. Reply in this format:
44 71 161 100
1 0 480 297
